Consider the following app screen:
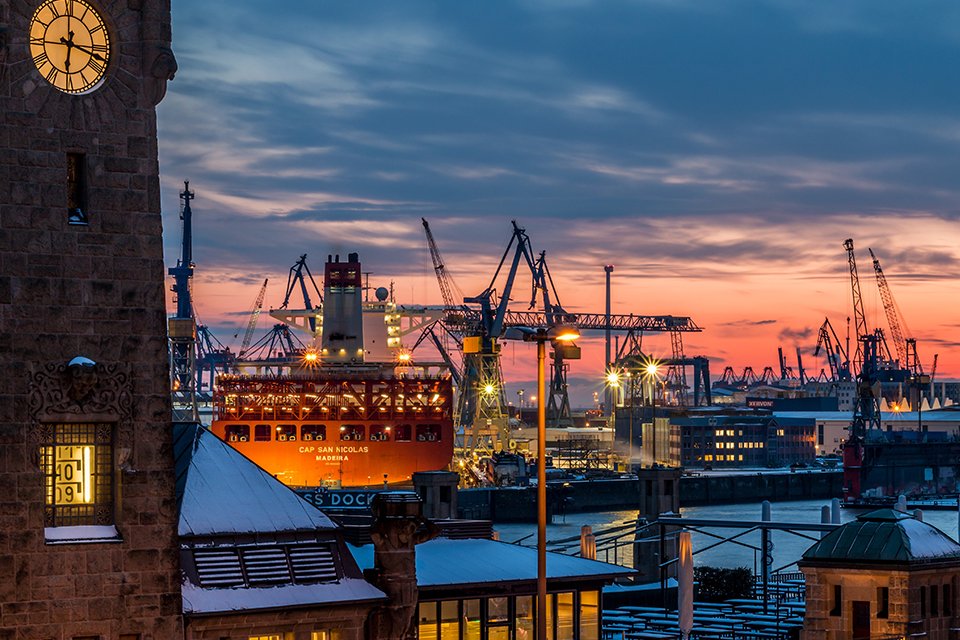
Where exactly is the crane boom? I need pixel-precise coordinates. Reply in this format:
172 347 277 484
239 278 268 357
422 218 464 310
844 239 869 374
868 248 909 367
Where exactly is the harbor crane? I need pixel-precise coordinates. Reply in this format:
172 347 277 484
422 218 466 315
237 278 268 358
869 248 922 375
279 254 324 333
844 239 870 375
813 317 850 382
167 181 199 421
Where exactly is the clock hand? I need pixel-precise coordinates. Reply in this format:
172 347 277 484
68 41 106 62
59 34 73 71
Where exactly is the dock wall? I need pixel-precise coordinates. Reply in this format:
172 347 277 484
457 471 843 522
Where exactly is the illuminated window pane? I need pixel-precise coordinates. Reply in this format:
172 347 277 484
464 599 481 640
488 596 509 624
546 593 555 640
440 600 459 640
41 423 113 527
311 631 340 640
557 592 575 640
516 595 534 640
419 602 438 640
579 591 599 640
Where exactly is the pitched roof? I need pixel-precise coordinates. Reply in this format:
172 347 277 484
349 537 634 588
181 579 385 615
802 509 960 565
173 422 337 537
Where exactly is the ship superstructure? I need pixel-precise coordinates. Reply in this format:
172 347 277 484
210 253 455 488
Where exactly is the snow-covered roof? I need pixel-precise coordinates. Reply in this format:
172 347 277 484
174 422 337 537
802 509 960 565
349 537 633 588
181 578 385 614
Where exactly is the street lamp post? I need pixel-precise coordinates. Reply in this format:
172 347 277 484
644 362 660 467
503 325 580 640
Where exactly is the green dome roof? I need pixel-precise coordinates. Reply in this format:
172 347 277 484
802 509 960 565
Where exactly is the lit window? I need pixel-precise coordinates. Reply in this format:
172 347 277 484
312 631 341 640
41 423 113 527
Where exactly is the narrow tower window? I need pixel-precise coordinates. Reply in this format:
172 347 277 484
67 153 88 225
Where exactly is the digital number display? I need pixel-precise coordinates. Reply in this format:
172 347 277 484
54 445 93 504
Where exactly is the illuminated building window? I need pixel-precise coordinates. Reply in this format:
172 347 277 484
579 590 599 640
311 632 341 640
41 423 113 527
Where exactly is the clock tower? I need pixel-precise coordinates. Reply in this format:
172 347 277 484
0 0 181 638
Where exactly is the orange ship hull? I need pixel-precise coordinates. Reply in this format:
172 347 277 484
210 373 454 488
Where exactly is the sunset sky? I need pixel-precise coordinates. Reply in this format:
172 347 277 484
156 1 960 406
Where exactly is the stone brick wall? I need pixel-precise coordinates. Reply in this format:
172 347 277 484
801 565 960 640
0 1 182 638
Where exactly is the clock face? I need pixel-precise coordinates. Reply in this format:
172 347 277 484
29 0 111 94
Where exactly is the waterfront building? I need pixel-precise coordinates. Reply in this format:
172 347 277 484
775 408 960 457
651 414 816 468
800 509 960 640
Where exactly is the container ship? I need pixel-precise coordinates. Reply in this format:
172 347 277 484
209 252 454 488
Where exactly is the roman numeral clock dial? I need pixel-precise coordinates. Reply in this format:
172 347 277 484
29 0 111 94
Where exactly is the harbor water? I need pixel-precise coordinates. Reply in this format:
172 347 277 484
492 499 960 573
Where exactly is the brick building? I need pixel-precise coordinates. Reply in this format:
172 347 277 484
800 508 960 640
0 0 182 637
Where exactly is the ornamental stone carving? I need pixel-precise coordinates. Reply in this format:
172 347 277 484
143 43 177 106
27 358 134 467
29 358 133 422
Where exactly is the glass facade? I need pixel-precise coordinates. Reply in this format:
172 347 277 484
418 591 600 640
